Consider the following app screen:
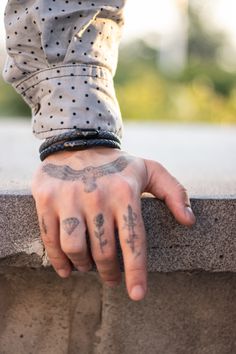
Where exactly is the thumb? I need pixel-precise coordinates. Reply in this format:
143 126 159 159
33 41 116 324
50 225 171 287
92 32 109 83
143 159 196 226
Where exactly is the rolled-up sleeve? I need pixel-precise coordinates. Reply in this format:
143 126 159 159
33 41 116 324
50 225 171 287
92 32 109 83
3 0 126 139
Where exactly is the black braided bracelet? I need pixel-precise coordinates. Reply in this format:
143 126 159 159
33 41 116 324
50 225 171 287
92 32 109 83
40 138 121 161
39 128 121 153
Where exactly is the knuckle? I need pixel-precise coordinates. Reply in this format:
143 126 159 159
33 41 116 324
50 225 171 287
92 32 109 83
90 189 104 207
41 234 57 248
180 185 189 196
60 184 78 200
44 250 67 267
95 251 116 266
101 273 120 282
36 187 54 205
61 242 85 256
74 260 91 268
175 180 187 192
111 176 124 189
49 254 64 263
166 179 189 201
127 265 146 274
116 179 137 199
176 182 190 200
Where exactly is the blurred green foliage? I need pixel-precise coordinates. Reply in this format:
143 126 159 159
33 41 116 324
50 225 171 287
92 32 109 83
115 41 236 124
1 2 236 123
114 2 236 124
0 78 31 117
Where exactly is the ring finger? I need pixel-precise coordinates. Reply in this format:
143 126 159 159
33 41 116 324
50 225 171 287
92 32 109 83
60 213 93 272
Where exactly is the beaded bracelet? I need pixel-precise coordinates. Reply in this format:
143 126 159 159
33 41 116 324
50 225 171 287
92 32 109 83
39 128 121 153
40 138 121 161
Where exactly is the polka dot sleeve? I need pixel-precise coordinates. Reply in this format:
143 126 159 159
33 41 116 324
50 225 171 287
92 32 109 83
3 1 126 140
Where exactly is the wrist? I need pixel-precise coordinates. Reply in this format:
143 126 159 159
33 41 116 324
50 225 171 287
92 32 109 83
43 147 122 163
39 128 121 161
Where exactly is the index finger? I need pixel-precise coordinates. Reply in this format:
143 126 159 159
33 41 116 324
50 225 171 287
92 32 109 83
116 202 147 301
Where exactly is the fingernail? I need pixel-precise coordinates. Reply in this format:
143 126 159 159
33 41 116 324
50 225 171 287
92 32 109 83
57 269 70 278
185 207 196 223
130 285 145 301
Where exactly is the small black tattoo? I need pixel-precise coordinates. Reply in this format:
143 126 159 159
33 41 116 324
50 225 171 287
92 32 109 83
123 205 138 253
94 213 107 253
62 217 80 235
42 156 132 193
41 217 47 234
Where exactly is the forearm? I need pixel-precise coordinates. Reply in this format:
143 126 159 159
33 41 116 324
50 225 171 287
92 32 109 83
3 0 126 139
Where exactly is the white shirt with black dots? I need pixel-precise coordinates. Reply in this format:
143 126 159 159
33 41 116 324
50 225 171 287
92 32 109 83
3 1 126 140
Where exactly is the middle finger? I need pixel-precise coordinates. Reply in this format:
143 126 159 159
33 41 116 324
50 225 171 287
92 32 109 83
86 211 121 287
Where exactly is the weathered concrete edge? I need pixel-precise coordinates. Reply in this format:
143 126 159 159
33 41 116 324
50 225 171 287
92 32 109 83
0 191 235 272
1 188 236 199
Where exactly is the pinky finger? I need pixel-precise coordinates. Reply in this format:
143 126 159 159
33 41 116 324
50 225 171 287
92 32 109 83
39 214 72 278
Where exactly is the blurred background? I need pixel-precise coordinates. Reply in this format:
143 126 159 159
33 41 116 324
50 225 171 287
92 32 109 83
1 0 236 124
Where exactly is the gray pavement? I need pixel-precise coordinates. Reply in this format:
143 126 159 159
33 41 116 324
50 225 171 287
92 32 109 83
0 119 235 197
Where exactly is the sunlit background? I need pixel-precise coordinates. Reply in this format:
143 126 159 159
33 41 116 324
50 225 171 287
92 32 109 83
1 0 236 123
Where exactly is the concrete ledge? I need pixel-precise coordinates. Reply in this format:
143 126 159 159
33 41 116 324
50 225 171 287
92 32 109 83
0 123 235 353
0 191 235 272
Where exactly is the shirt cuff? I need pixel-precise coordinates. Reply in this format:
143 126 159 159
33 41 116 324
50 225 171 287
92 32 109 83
13 63 123 140
12 63 122 139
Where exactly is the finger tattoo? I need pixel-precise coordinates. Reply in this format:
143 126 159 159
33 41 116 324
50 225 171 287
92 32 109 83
41 216 47 235
94 213 107 253
42 156 132 193
123 205 139 254
62 217 80 235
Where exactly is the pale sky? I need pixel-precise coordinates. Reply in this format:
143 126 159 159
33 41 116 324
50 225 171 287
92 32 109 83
1 0 236 47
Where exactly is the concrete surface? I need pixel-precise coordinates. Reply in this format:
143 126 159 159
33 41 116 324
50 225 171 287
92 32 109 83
0 195 236 272
0 268 102 354
98 272 236 354
0 120 236 354
0 269 235 354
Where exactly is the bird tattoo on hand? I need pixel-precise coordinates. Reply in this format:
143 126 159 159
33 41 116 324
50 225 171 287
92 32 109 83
42 156 132 192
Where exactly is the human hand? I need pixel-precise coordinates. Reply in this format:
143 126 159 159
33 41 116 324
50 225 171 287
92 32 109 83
31 147 196 301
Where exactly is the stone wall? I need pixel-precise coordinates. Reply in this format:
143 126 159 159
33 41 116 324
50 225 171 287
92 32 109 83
0 194 235 353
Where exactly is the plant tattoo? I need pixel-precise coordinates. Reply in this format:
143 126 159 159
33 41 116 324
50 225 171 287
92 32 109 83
62 217 80 235
94 213 107 253
123 205 139 254
42 156 131 193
